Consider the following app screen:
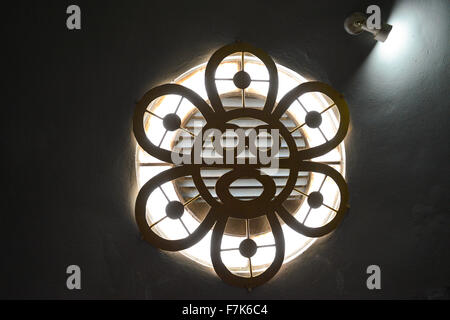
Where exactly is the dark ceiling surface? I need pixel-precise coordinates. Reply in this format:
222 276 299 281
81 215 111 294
2 0 449 299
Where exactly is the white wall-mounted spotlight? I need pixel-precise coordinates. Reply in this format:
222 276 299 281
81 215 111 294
344 11 393 42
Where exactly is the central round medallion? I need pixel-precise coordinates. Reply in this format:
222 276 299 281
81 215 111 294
172 97 312 237
189 108 301 221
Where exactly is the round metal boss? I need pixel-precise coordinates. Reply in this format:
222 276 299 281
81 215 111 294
305 111 322 128
163 113 181 131
307 191 324 209
239 238 257 258
233 71 251 89
165 201 184 219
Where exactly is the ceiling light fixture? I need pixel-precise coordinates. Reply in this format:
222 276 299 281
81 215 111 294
133 43 350 289
344 12 393 42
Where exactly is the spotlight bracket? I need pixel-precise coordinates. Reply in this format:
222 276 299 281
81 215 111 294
344 12 392 42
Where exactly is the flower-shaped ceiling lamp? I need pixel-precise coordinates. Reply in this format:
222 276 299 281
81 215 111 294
133 43 350 288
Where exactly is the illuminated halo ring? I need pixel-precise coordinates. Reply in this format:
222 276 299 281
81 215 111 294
133 42 351 289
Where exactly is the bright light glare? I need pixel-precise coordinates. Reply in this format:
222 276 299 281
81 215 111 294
375 18 409 59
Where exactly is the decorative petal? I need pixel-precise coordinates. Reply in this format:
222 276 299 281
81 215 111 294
210 211 285 289
135 166 217 251
205 42 278 114
133 83 214 164
276 161 349 238
273 81 350 160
